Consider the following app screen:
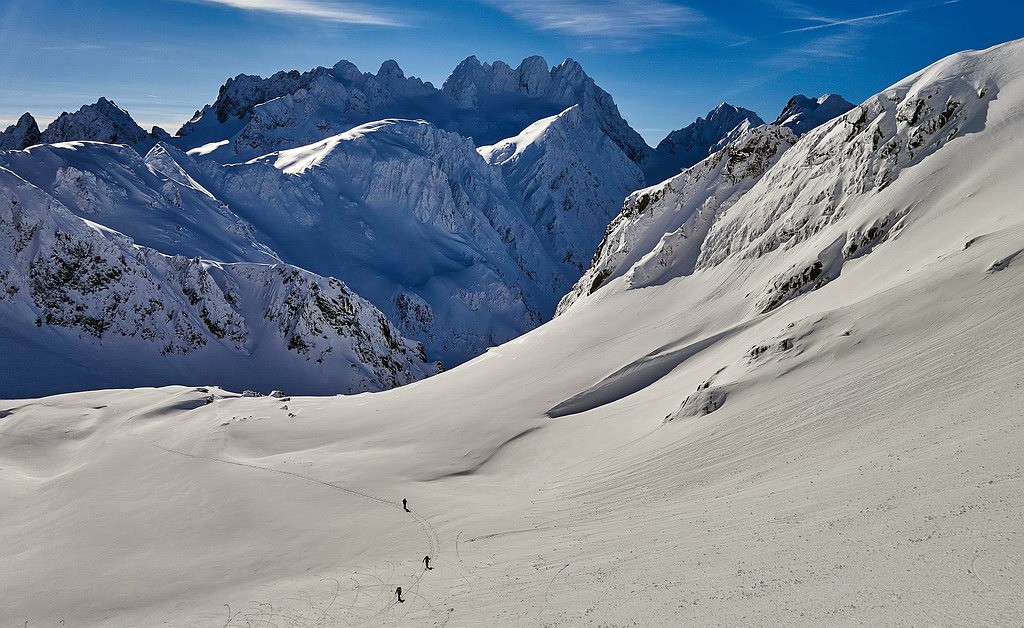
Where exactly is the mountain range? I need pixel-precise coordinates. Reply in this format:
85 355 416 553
2 54 857 397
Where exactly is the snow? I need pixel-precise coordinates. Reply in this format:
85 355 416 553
0 164 436 397
646 103 765 182
173 55 651 167
480 105 645 275
2 38 1024 626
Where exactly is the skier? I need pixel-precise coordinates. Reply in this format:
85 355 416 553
402 498 410 512
396 586 404 603
423 555 432 570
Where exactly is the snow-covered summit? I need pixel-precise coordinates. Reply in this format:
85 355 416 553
442 55 650 163
38 98 156 151
656 103 765 157
564 38 1021 318
0 113 41 151
480 105 645 275
773 93 855 135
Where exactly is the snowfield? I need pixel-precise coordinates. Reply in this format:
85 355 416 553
1 40 1024 626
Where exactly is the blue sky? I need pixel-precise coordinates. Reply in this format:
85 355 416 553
1 0 1022 143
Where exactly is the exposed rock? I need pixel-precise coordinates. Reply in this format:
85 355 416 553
0 113 41 151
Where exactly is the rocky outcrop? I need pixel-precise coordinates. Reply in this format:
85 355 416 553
559 124 797 312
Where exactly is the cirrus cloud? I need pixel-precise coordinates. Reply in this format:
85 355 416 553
178 0 407 26
479 0 702 41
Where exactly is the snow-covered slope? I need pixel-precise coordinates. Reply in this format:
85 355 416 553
2 39 1024 627
560 123 797 312
0 113 41 151
176 56 651 166
773 93 856 135
565 41 1012 317
0 166 435 397
480 105 645 275
647 103 765 182
0 141 275 264
199 119 565 366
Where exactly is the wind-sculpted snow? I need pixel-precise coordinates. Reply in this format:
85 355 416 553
201 119 562 365
176 55 651 167
0 141 276 265
480 105 645 276
559 124 797 313
564 40 1017 316
0 166 434 397
696 44 1007 311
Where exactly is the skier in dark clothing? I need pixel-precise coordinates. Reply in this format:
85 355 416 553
396 586 404 603
402 498 410 512
423 555 432 570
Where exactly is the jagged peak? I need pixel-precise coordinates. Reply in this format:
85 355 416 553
0 112 42 151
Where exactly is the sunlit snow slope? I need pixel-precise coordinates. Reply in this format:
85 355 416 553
1 40 1023 626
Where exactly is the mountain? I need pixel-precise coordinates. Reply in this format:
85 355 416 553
480 104 645 275
193 118 566 366
0 141 275 265
443 55 651 164
0 113 41 150
37 98 160 151
175 56 651 166
647 103 765 182
559 122 797 312
0 119 576 374
563 38 1009 317
3 38 1022 628
773 93 855 135
0 164 435 397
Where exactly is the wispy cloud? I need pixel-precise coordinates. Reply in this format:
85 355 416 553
179 0 406 26
479 0 701 42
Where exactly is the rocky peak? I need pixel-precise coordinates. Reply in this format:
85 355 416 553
377 60 405 80
39 98 150 147
657 103 765 156
773 93 855 135
0 112 41 151
645 103 764 183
